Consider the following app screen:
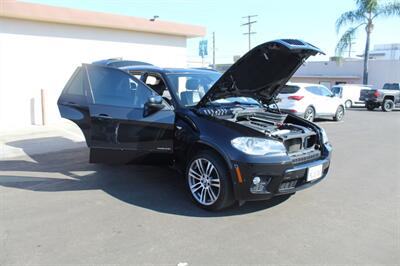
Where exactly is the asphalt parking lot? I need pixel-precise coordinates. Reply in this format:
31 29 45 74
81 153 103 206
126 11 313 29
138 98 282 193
1 109 399 265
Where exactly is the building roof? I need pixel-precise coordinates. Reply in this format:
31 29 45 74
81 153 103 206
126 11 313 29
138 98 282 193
0 0 206 38
293 75 360 79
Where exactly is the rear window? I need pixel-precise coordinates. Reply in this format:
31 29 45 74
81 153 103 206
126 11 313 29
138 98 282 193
280 85 300 94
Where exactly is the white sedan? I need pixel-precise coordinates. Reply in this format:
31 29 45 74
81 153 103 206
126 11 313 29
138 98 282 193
276 83 345 122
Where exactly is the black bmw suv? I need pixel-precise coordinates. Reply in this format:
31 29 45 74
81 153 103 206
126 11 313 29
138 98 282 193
58 39 332 210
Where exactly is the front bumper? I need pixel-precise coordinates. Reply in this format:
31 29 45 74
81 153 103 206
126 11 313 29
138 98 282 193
231 144 332 201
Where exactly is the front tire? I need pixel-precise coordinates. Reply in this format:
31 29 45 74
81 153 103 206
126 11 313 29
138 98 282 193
382 99 394 112
333 105 345 121
304 106 315 122
186 150 234 211
345 100 352 108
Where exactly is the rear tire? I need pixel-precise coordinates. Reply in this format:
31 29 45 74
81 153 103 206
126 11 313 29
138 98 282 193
366 102 376 111
333 105 345 121
382 99 394 112
345 100 352 108
186 150 235 211
304 106 315 122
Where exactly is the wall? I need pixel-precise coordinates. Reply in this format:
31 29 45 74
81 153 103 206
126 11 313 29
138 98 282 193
290 77 360 88
0 18 187 129
293 59 400 89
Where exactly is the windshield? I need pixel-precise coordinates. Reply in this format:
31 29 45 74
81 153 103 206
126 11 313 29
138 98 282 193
166 72 221 106
166 71 260 107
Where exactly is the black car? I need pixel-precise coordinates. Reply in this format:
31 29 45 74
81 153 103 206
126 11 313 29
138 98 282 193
58 39 332 211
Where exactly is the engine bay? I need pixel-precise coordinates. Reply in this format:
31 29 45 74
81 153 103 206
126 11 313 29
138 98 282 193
197 106 320 154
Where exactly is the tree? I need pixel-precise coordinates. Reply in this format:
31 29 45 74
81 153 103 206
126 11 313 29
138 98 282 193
335 0 400 84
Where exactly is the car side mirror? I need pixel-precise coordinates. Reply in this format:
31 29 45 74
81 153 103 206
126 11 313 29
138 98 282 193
143 95 164 117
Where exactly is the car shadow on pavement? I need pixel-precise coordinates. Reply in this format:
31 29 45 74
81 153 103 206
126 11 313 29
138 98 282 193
0 137 292 217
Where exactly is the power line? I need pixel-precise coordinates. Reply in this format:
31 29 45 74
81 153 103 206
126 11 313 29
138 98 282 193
241 15 257 51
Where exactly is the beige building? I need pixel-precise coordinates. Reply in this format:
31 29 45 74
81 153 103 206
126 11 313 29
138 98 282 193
291 59 400 89
0 0 205 129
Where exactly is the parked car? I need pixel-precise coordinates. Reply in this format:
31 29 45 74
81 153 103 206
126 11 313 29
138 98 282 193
360 83 400 111
331 84 371 108
58 39 332 211
276 83 345 122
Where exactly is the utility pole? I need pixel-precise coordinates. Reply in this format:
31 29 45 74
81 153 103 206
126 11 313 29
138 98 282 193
212 32 216 69
241 15 257 51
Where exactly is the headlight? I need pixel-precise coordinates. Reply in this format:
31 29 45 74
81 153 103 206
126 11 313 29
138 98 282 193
231 137 286 155
321 128 329 144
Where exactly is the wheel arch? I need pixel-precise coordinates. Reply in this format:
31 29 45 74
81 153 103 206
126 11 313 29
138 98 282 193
304 104 317 118
185 141 240 200
344 99 352 106
384 95 395 101
307 104 316 112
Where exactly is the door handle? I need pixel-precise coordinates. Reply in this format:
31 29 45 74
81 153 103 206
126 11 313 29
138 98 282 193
96 113 113 119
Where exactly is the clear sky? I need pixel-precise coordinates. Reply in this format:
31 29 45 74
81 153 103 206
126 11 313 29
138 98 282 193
25 0 400 63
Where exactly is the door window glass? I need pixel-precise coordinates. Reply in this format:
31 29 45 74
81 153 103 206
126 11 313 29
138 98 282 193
306 86 321 96
331 86 342 97
87 65 154 108
128 71 143 80
319 86 333 97
144 73 172 101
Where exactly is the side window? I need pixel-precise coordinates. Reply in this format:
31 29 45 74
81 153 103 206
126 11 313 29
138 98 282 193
63 67 85 97
320 86 333 97
306 86 321 96
331 86 341 96
128 71 143 80
60 67 88 106
86 65 154 108
144 73 171 100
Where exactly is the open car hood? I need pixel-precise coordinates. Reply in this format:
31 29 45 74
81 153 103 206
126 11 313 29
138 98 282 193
196 39 324 107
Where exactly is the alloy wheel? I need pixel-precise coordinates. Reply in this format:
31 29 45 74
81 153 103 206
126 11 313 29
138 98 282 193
305 107 315 121
336 106 344 121
188 158 221 206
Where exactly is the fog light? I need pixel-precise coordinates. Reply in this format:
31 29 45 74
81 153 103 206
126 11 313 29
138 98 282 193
250 177 271 194
253 176 261 185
